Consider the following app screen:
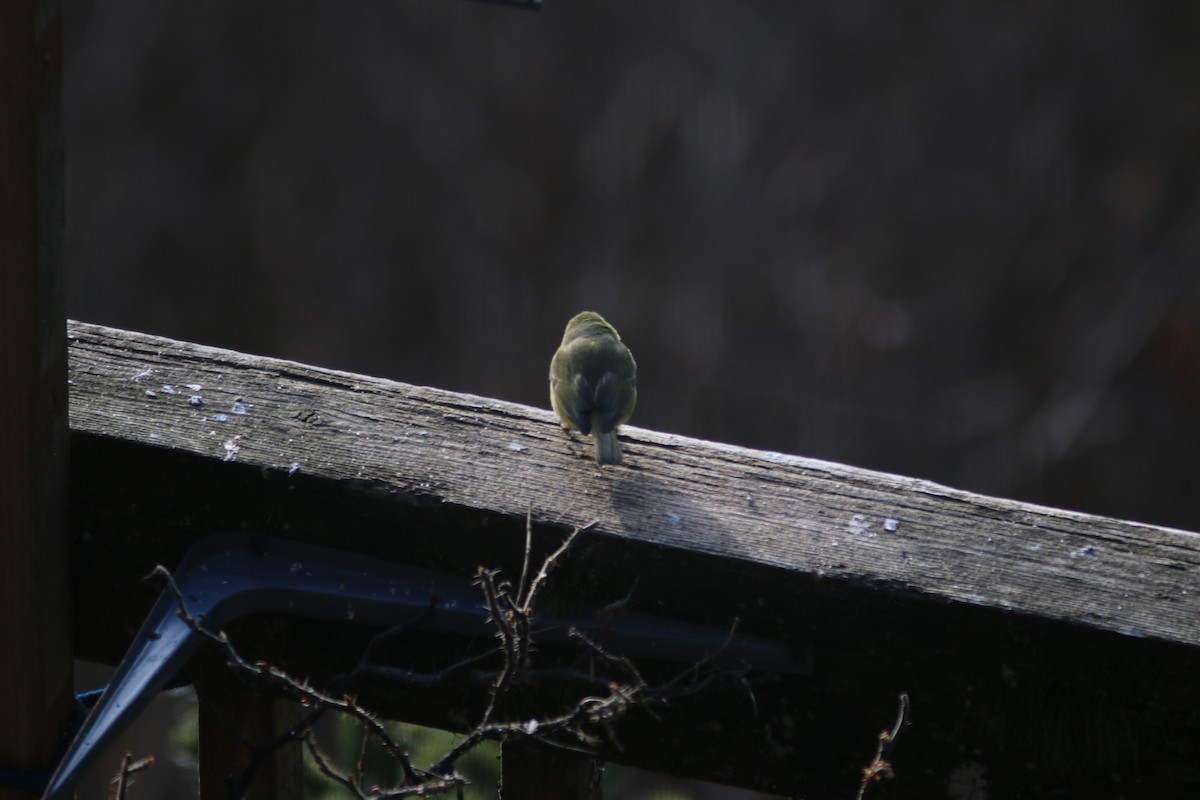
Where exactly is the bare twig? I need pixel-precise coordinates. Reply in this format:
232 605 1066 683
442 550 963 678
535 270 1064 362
305 736 369 800
222 700 326 798
594 578 638 633
476 566 519 725
479 519 595 725
144 511 742 799
519 521 596 613
516 501 534 608
855 692 910 800
302 735 464 800
568 627 647 691
152 565 424 791
110 752 154 800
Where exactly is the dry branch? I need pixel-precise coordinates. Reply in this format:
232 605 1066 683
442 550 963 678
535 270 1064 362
148 518 739 799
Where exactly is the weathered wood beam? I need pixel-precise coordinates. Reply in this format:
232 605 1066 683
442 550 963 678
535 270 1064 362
66 320 1200 647
67 320 1200 797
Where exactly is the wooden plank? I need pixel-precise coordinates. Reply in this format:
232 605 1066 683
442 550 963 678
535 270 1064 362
65 320 1200 648
0 0 71 795
195 657 305 800
64 321 1200 797
500 740 602 800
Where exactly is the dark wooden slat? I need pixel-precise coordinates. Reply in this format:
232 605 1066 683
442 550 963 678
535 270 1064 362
501 740 602 800
195 657 305 800
0 0 71 794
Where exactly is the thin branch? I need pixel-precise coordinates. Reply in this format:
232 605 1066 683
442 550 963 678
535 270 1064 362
359 596 440 667
476 567 521 725
303 729 467 800
151 565 420 786
479 519 595 725
229 703 326 798
110 752 154 800
144 511 744 800
855 692 910 800
519 521 596 613
304 736 369 800
568 627 647 691
516 501 534 608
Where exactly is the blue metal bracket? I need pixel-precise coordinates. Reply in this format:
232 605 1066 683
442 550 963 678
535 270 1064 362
43 532 806 798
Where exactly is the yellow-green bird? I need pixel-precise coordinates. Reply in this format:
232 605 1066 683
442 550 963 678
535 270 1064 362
550 311 637 465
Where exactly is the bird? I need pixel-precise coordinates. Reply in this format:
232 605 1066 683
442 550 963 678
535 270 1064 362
549 311 637 465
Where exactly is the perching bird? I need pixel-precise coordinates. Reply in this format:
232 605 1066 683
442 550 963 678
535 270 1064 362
550 311 637 465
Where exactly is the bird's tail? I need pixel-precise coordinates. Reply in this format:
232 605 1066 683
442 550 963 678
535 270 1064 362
594 430 622 465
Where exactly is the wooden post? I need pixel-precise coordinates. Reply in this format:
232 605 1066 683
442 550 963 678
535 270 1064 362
500 740 602 800
195 662 305 799
0 0 72 796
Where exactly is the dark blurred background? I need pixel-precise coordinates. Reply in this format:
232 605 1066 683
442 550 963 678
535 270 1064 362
63 0 1200 796
68 1 1200 537
63 0 1200 513
66 1 1200 545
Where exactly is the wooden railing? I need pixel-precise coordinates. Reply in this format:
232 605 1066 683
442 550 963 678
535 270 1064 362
60 321 1200 798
